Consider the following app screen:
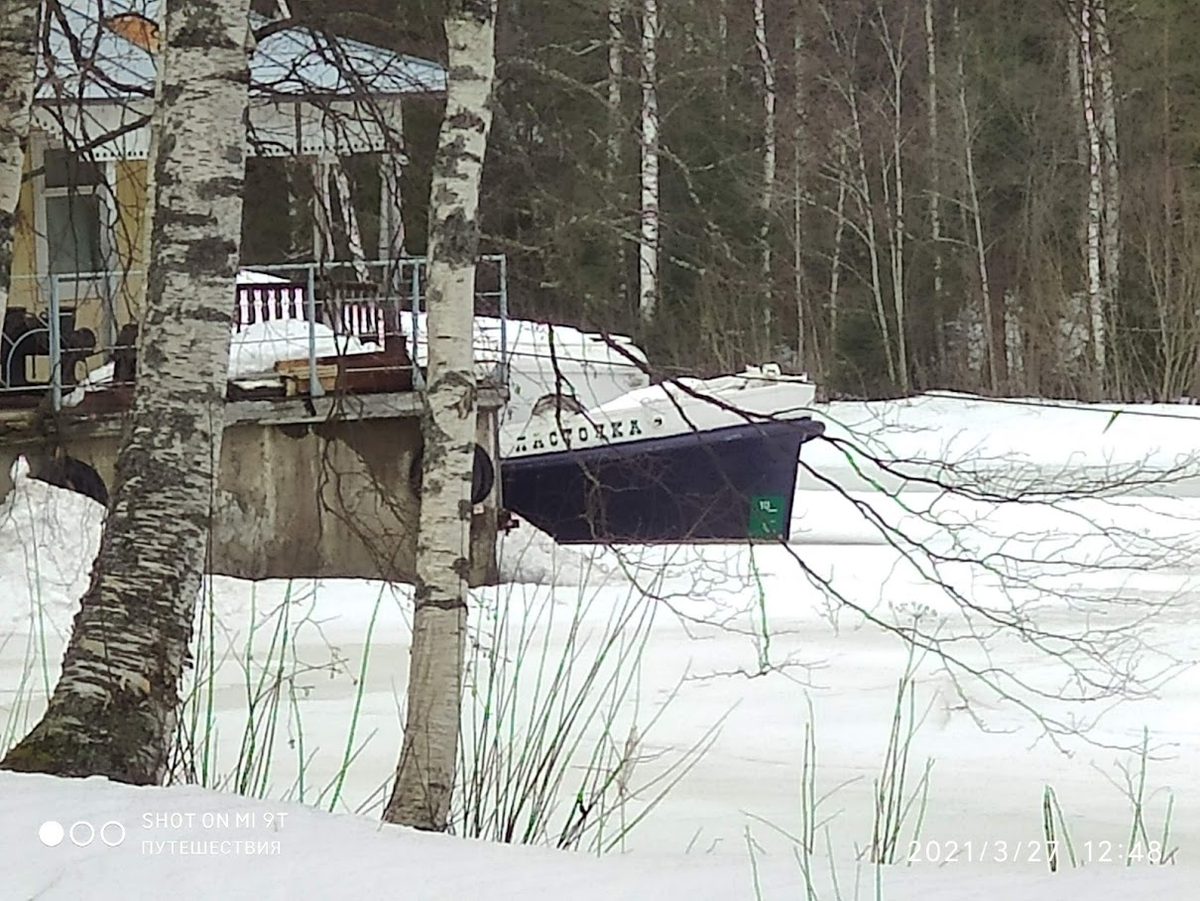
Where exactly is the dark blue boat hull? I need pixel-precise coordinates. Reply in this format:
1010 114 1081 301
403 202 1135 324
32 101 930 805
500 417 825 544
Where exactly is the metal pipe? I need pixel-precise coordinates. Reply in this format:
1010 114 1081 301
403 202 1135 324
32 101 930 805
49 276 63 411
409 258 423 390
498 254 508 387
305 265 323 398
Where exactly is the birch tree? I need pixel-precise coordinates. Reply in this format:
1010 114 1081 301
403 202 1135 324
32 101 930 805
953 5 996 390
877 4 910 391
0 0 253 783
792 13 807 368
384 0 497 832
0 0 38 330
1079 0 1106 381
638 0 658 322
923 0 945 366
752 0 776 341
1094 0 1119 338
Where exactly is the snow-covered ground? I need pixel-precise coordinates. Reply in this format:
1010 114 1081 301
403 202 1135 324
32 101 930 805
1 392 1197 899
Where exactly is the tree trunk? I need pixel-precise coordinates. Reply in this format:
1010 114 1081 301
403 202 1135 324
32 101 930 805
848 82 896 385
923 0 945 371
384 0 497 833
608 0 627 311
753 0 776 347
1094 0 1119 325
638 0 659 322
954 6 996 392
792 15 807 369
379 148 406 262
607 0 623 176
879 6 909 391
0 0 252 783
1079 0 1106 384
0 0 38 330
829 140 848 354
332 158 369 280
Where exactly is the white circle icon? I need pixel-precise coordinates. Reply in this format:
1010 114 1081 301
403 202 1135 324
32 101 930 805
38 821 64 847
69 821 95 847
100 821 126 847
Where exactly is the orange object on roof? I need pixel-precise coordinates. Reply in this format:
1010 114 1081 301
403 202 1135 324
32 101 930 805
103 13 160 53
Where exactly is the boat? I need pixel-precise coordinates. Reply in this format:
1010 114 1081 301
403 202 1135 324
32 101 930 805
497 365 824 544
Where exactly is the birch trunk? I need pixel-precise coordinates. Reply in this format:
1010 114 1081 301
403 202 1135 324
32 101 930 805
0 0 38 330
1094 0 1119 310
923 0 945 367
313 157 335 261
608 0 627 308
792 17 806 367
638 0 659 322
849 84 896 385
829 140 848 351
332 158 369 280
384 0 496 832
0 0 252 783
1079 0 1106 381
718 0 728 110
953 6 996 391
753 0 776 344
607 0 623 176
378 148 406 262
880 7 909 391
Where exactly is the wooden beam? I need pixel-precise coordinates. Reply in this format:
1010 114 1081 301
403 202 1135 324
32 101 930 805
0 386 506 447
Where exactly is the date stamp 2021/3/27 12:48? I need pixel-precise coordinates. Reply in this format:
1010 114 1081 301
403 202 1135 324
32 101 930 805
904 839 1172 865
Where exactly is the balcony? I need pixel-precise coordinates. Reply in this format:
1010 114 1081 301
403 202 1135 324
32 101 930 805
1 256 511 415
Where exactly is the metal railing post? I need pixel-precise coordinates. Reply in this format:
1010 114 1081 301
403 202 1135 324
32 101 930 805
409 259 424 390
498 254 508 387
305 265 324 398
49 275 63 411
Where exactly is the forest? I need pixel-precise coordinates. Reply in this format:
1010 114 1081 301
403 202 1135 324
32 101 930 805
259 0 1197 401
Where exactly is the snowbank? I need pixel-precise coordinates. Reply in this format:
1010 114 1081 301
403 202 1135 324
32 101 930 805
3 772 1196 900
0 458 103 634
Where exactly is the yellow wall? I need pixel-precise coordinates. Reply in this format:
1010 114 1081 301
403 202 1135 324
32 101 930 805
9 139 150 380
9 147 38 311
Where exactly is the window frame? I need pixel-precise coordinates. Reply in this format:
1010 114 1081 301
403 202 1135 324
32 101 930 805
32 135 117 289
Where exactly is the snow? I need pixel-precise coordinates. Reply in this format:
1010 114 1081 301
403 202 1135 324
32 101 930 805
64 318 374 405
227 320 371 378
2 392 1199 898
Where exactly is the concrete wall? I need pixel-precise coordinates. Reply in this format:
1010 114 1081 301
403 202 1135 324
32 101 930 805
0 406 500 587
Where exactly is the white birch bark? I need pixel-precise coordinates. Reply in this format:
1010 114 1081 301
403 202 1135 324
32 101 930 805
753 0 777 339
718 0 728 107
829 140 848 349
0 0 38 330
608 0 626 306
313 156 335 261
607 0 623 176
879 7 909 390
792 17 806 366
1 0 252 782
1079 0 1106 379
923 0 945 364
378 147 406 262
384 0 496 832
954 6 996 390
638 0 659 322
332 157 369 280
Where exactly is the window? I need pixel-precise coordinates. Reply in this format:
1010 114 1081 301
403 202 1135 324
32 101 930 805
42 148 106 276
